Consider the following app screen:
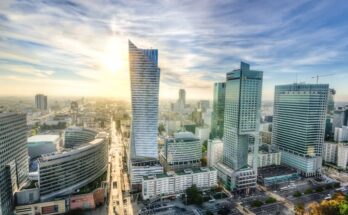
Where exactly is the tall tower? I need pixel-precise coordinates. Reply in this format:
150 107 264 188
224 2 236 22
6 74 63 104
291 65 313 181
35 94 48 111
223 62 263 170
216 62 262 193
211 82 225 139
178 89 186 113
128 40 163 188
272 83 329 177
0 113 29 215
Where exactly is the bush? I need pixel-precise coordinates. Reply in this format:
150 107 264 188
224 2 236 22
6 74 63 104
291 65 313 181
251 200 263 207
186 185 203 205
326 184 333 190
316 187 324 193
304 188 313 195
265 197 277 204
293 191 302 197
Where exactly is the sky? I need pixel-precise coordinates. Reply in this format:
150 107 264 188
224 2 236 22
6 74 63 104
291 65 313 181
0 0 348 101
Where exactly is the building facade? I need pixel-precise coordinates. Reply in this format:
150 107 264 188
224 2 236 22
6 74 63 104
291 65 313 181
207 139 223 168
272 84 329 177
337 143 348 170
211 82 225 139
335 126 348 142
216 62 262 193
327 88 336 114
160 132 201 171
35 94 48 111
15 199 66 215
128 40 163 188
28 135 60 159
323 142 338 164
142 168 217 200
332 107 348 132
0 113 29 215
64 127 97 148
38 132 108 201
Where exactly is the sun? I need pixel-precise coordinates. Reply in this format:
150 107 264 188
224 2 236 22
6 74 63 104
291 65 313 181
100 37 127 74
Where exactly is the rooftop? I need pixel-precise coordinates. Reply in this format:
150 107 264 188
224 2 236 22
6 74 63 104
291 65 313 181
143 167 215 180
28 135 60 143
258 165 298 178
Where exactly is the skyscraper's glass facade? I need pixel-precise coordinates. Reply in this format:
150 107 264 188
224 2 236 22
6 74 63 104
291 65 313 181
211 82 225 139
129 41 160 160
272 83 329 176
223 62 263 170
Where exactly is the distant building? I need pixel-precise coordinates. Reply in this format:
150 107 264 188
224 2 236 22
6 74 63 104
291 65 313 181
335 126 348 142
128 40 163 189
216 62 262 194
198 100 210 112
0 113 29 215
207 139 223 167
195 126 210 143
323 142 338 164
272 83 329 177
337 143 348 170
211 82 225 139
327 88 336 114
35 94 48 111
142 168 217 200
38 132 108 201
28 135 60 159
177 89 186 113
332 107 348 132
160 132 201 171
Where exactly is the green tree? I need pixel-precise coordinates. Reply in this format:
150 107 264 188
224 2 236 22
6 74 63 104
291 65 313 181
304 188 313 195
186 185 203 205
293 191 302 197
251 200 263 207
158 123 166 135
265 197 276 204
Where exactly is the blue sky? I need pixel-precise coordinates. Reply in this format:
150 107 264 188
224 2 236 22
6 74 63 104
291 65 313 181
0 0 348 101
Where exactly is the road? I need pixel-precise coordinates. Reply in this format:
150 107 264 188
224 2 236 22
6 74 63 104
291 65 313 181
108 120 133 215
257 185 294 212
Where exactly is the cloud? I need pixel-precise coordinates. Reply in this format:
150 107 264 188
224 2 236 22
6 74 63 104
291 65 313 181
0 0 348 101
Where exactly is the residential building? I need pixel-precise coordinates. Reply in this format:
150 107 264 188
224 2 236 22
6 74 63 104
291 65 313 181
272 83 329 177
160 132 201 171
35 94 48 111
142 167 217 200
207 139 223 167
211 82 225 139
28 135 60 159
337 143 348 170
335 126 348 142
128 41 163 188
323 142 338 164
0 113 29 215
216 62 262 193
38 132 108 201
248 146 281 168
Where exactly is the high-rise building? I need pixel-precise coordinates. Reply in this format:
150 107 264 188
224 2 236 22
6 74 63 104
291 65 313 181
272 83 329 177
337 143 348 170
35 94 48 111
333 107 348 132
177 89 186 113
207 139 223 167
323 142 338 164
211 82 225 139
216 62 262 193
128 40 163 188
0 113 29 215
335 126 348 142
327 88 336 114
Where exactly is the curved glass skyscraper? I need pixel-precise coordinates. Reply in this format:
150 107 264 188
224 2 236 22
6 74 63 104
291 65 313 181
129 40 160 160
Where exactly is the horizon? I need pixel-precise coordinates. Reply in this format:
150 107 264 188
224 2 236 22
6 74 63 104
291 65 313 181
1 1 348 101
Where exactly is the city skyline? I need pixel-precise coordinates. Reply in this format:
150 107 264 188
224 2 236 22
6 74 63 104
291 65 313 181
1 1 348 101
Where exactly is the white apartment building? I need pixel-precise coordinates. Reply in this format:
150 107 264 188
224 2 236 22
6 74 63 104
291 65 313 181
195 126 210 143
207 139 223 167
323 142 338 164
337 143 348 170
142 167 217 200
248 151 281 168
335 126 348 142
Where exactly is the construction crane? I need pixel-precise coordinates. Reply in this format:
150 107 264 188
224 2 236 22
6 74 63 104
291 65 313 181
312 74 334 84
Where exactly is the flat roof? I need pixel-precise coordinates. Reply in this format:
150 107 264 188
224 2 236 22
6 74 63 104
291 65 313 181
143 167 215 180
258 165 298 178
28 135 60 143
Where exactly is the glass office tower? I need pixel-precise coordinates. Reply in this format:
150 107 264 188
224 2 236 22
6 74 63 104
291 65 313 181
272 83 329 177
211 82 225 139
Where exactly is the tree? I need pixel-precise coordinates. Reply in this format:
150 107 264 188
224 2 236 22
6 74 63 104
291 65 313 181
201 157 207 167
158 123 166 135
304 188 313 195
316 187 324 193
186 185 203 205
251 200 263 207
294 203 305 215
202 140 208 153
293 191 302 197
265 197 276 204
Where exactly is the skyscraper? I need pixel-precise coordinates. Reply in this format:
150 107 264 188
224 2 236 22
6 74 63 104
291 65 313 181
128 40 163 188
327 88 336 114
216 62 262 193
35 94 48 110
272 83 329 177
211 82 225 139
177 89 186 113
0 113 29 215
